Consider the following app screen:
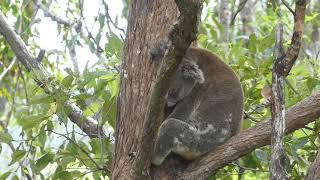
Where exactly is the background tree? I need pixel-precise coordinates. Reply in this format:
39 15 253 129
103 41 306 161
0 0 319 179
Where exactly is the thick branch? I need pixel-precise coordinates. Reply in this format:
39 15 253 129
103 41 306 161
276 0 306 76
269 1 306 178
178 92 320 180
0 12 39 71
134 0 204 178
305 150 320 180
0 12 104 138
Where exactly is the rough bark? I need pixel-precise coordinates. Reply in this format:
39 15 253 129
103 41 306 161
112 0 203 179
112 1 179 179
135 0 203 178
269 1 306 179
270 23 287 180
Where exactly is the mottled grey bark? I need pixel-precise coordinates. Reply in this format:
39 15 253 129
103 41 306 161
219 0 231 42
240 0 256 36
269 1 307 179
270 23 287 180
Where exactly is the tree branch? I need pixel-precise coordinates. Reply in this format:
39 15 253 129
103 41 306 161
230 0 248 26
0 12 105 139
133 0 204 178
276 0 306 77
178 92 320 180
269 1 306 178
34 0 74 27
0 57 16 84
270 22 287 180
0 12 39 71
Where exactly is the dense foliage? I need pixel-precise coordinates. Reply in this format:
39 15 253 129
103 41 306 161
0 0 319 179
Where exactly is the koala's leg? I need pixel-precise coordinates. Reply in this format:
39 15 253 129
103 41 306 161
152 118 231 165
152 118 202 165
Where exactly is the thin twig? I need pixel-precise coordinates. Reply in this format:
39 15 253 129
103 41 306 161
102 0 126 38
281 0 295 15
34 0 74 27
48 130 107 172
230 0 249 26
0 58 16 84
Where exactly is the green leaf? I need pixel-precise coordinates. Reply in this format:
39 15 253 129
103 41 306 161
37 128 47 148
66 142 78 155
100 74 116 81
62 75 74 88
10 4 19 17
0 172 11 180
306 77 319 91
109 78 119 98
53 170 72 180
105 32 123 57
17 115 48 130
260 30 275 52
305 13 320 22
98 13 105 28
35 152 54 173
0 132 13 143
10 150 26 165
29 94 54 104
248 34 257 53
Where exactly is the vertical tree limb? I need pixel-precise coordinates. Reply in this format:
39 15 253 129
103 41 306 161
270 23 287 180
269 1 306 179
133 0 204 179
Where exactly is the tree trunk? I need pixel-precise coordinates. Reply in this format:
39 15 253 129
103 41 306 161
112 1 179 179
218 0 231 42
240 0 256 36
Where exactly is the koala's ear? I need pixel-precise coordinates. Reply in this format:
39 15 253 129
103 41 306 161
176 61 204 100
180 61 205 84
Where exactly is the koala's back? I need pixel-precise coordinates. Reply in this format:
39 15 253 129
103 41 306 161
170 48 243 154
186 48 243 135
152 47 244 164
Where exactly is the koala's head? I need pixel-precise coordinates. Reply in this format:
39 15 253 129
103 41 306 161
166 60 204 107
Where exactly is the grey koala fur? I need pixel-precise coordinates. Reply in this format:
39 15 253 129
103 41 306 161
152 47 244 166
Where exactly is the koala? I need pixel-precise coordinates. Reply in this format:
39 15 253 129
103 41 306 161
152 47 244 166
